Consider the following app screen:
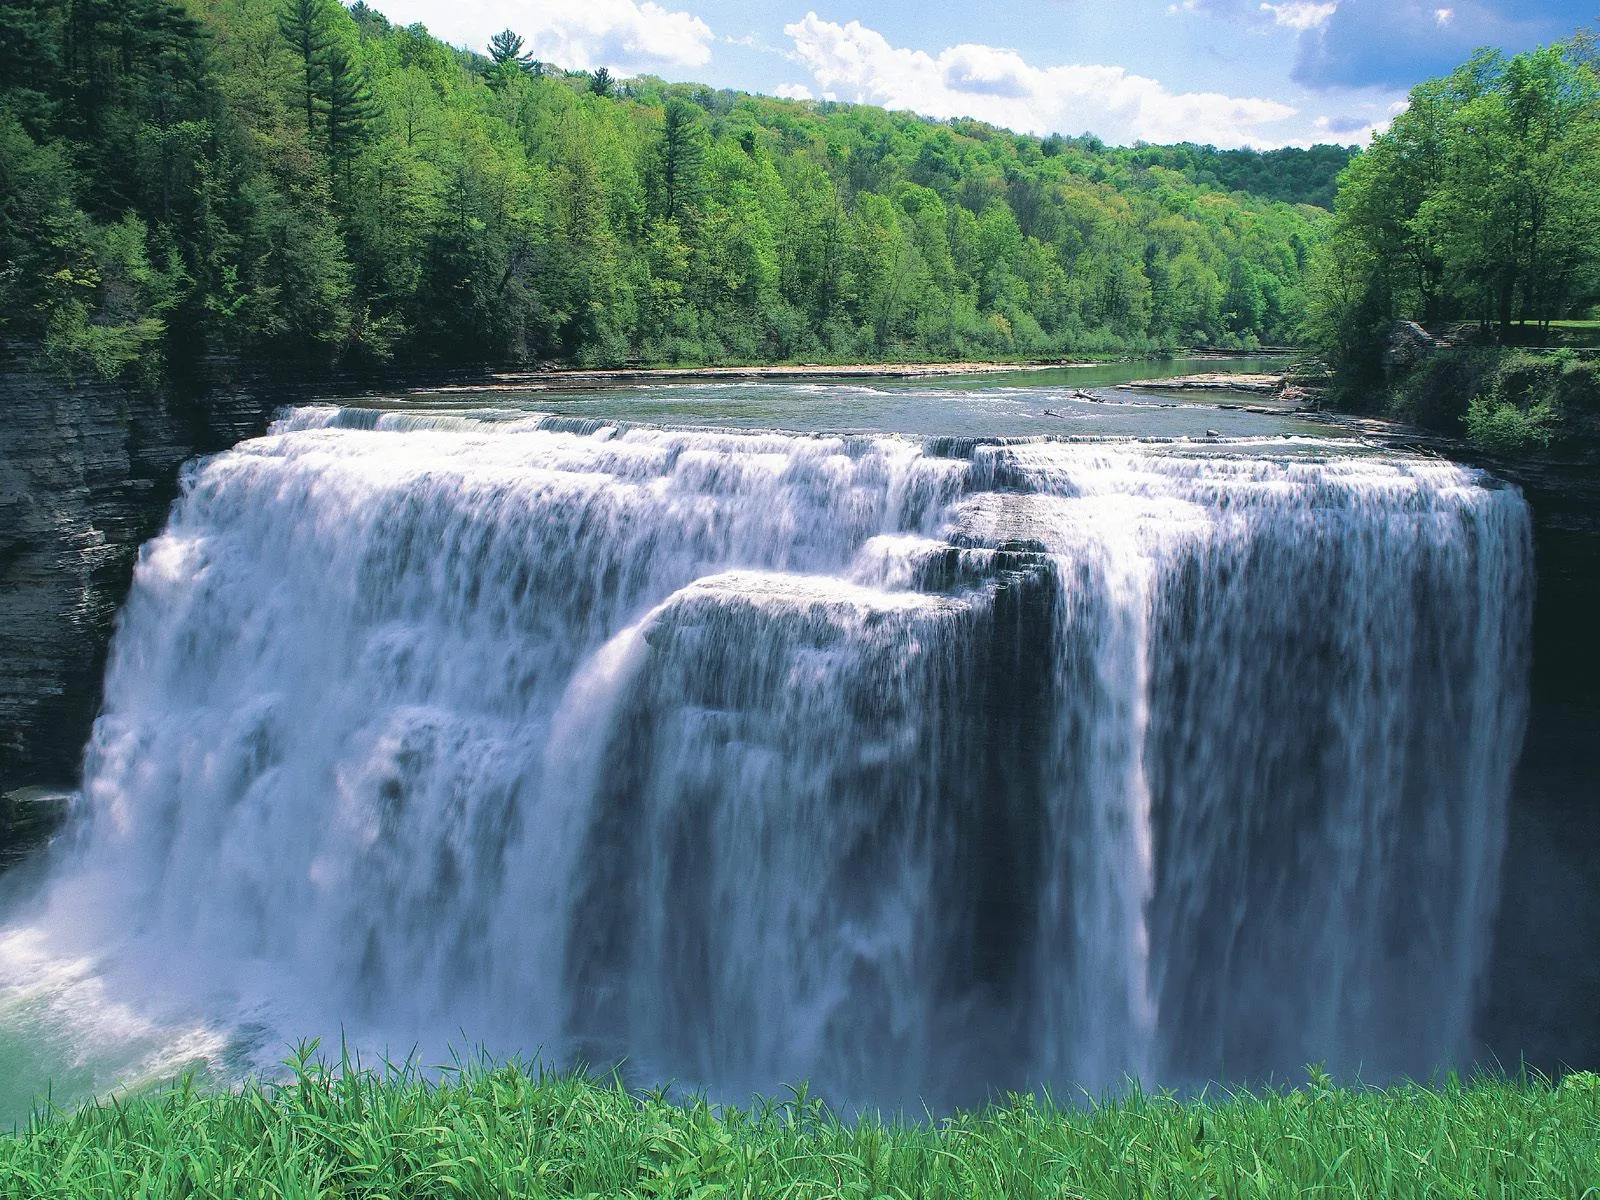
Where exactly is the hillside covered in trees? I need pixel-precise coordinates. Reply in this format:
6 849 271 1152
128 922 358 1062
0 0 1347 383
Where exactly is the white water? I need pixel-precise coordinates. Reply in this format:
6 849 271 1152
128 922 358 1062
0 410 1532 1110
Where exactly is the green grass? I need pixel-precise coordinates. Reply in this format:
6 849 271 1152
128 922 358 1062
3 1048 1598 1199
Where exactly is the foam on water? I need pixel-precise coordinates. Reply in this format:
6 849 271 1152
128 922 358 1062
0 412 1532 1113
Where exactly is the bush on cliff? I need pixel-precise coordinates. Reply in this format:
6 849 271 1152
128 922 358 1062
1389 347 1600 451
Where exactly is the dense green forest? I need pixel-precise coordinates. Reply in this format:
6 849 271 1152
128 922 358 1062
1308 29 1600 449
1124 142 1353 211
0 0 1347 383
1309 31 1600 365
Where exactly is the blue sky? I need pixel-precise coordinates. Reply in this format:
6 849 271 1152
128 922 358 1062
371 0 1596 148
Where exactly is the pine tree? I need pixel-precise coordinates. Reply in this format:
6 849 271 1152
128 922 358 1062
487 28 538 88
325 44 377 187
589 66 613 97
278 0 335 138
488 28 528 68
654 98 704 222
0 0 60 127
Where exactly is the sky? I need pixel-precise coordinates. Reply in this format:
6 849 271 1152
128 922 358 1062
368 0 1597 148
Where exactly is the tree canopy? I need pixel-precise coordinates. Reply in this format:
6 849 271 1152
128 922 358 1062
0 0 1344 383
1309 34 1600 381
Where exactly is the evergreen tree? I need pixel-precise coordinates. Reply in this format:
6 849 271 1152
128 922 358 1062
325 44 377 184
487 29 544 89
277 0 335 138
653 98 705 222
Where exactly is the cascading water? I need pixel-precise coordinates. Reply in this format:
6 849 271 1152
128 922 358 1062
1 408 1532 1108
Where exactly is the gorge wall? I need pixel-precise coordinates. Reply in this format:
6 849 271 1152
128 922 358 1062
0 366 276 804
1476 450 1600 1073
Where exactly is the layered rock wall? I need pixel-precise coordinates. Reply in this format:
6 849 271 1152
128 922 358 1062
0 366 276 800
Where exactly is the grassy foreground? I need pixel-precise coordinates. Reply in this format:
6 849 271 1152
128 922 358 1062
2 1050 1598 1198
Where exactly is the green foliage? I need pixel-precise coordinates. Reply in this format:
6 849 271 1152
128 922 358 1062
1392 345 1600 449
3 1051 1598 1198
0 0 1334 383
1126 142 1356 209
1312 32 1600 384
1467 391 1560 450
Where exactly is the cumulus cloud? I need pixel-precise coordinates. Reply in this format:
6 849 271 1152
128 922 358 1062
373 0 714 72
775 82 814 100
1260 2 1338 31
782 13 1298 148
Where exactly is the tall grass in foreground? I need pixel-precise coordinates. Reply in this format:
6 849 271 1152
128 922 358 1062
2 1047 1597 1198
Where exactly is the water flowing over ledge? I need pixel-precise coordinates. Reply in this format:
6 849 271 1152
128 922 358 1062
3 410 1533 1110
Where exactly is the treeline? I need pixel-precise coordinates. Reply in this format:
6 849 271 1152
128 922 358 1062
1309 33 1600 380
1124 143 1354 211
0 0 1338 383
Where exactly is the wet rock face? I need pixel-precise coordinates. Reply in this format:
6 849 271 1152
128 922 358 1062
0 366 275 797
0 787 73 868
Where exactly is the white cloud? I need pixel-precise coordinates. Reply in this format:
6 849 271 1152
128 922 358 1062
1260 2 1338 31
775 83 815 100
782 13 1297 148
1434 7 1455 26
374 0 714 72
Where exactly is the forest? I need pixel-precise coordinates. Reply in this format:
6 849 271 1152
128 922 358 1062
0 0 1349 384
1306 29 1600 448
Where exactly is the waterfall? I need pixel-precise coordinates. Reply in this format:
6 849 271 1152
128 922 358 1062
8 410 1532 1106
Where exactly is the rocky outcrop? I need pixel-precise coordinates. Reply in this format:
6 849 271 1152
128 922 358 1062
1116 373 1286 396
0 363 279 804
0 786 74 869
1384 319 1448 372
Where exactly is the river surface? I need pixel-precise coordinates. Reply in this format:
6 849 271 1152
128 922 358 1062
0 361 1532 1122
382 357 1324 440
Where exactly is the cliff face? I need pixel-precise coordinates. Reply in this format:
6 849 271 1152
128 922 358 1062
0 366 276 802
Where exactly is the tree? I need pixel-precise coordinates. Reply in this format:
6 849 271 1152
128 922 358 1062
277 0 336 138
325 44 377 185
652 98 705 222
487 28 539 87
2 0 1335 379
1313 38 1600 372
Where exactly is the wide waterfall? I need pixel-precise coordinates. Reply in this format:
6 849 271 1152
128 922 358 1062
4 408 1533 1108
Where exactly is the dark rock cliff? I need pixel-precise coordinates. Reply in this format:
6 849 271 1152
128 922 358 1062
0 365 277 806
